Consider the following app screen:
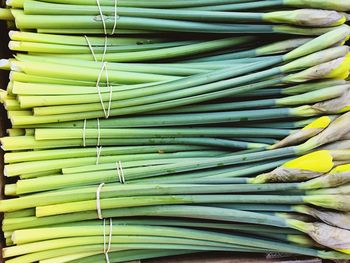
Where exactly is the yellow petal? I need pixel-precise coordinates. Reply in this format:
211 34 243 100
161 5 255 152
330 163 350 174
302 116 331 130
332 15 347 26
326 53 350 79
338 104 350 113
283 150 334 173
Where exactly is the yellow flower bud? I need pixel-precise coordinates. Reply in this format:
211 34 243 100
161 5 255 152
283 150 333 173
302 116 332 130
325 53 350 79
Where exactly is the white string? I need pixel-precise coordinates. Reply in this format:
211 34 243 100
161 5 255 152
106 74 113 118
103 62 113 119
116 160 125 184
96 62 109 118
91 0 117 118
84 35 98 62
82 119 87 147
85 37 113 119
96 118 101 146
101 35 108 64
84 0 117 169
95 0 118 35
107 218 113 255
95 62 114 119
103 219 107 252
96 118 103 165
96 0 107 35
103 218 113 263
96 146 103 165
111 0 119 35
96 183 105 220
84 34 107 63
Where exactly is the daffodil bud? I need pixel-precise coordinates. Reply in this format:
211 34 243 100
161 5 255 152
264 9 346 27
271 116 332 149
256 38 311 56
281 85 348 106
284 56 350 83
251 150 334 183
283 80 347 95
312 89 350 113
320 140 350 150
298 112 350 152
294 205 350 230
301 163 350 189
335 34 350 47
305 195 350 211
307 184 350 195
326 54 350 79
340 12 350 22
283 25 350 61
287 234 320 247
284 0 350 12
305 223 350 252
276 212 313 222
289 215 350 251
282 46 350 72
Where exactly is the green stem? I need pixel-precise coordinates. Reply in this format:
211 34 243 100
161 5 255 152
4 145 208 163
0 205 290 232
13 11 275 33
10 224 330 259
12 60 179 85
16 59 281 108
5 150 225 177
0 135 266 151
70 250 192 263
4 244 229 263
18 78 283 124
10 40 201 55
1 183 301 212
23 1 264 22
14 0 260 8
4 235 237 258
9 30 172 45
13 147 297 193
191 1 282 11
33 109 298 126
36 195 305 217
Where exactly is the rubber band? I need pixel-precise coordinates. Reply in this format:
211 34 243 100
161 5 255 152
82 119 87 147
103 218 113 263
96 182 105 220
116 160 125 184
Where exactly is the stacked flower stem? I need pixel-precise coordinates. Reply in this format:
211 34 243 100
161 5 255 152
1 0 350 262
